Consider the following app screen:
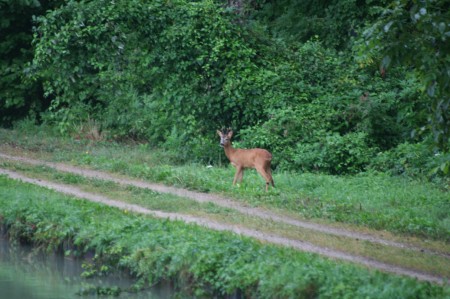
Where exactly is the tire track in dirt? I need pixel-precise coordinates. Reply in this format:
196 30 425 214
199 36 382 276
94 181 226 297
0 153 443 256
0 167 447 284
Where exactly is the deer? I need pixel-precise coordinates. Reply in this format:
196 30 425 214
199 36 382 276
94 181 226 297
217 129 275 192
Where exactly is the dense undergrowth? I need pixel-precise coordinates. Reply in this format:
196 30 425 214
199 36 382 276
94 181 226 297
1 0 449 177
1 128 449 242
0 176 448 298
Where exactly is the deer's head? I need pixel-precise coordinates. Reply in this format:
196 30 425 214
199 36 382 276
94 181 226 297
217 129 233 148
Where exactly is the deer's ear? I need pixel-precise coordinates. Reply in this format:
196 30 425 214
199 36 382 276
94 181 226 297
228 130 233 137
217 130 222 136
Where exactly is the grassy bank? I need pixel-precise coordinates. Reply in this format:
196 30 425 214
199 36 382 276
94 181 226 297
0 176 448 298
0 128 449 242
2 159 449 278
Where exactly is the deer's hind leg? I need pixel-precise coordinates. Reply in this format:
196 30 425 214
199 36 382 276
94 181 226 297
255 165 272 192
265 163 275 187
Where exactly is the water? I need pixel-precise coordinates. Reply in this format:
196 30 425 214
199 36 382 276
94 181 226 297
0 236 172 299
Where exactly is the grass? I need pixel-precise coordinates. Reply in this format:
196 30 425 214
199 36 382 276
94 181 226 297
1 156 450 279
0 176 448 298
1 128 448 242
0 160 236 216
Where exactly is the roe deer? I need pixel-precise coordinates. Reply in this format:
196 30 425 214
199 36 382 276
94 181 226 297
217 129 274 191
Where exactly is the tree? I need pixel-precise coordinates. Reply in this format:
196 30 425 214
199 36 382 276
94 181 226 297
361 0 449 154
0 0 64 126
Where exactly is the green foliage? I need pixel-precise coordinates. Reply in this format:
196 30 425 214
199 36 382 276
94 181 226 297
238 49 429 174
359 0 450 152
37 0 399 172
294 131 375 174
0 0 444 177
31 0 268 141
1 176 448 297
238 100 337 169
370 141 450 179
330 74 429 149
0 0 60 126
370 142 432 176
162 127 220 164
250 0 390 49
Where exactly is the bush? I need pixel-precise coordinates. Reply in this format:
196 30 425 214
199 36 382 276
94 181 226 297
162 127 220 165
28 0 441 178
239 107 376 175
294 131 375 174
0 0 60 126
239 99 336 167
370 141 450 182
31 0 268 142
250 0 390 49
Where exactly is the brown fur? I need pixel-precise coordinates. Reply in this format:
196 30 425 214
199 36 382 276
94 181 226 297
217 130 275 191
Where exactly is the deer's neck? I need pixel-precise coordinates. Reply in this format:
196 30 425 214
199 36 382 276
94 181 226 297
223 143 237 160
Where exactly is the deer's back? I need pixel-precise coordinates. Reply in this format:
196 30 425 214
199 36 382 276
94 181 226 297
231 148 272 168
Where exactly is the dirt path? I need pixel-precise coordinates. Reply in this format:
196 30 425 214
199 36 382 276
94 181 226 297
0 153 448 284
0 153 441 253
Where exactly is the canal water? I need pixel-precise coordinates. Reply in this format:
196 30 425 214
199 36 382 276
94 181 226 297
0 236 172 299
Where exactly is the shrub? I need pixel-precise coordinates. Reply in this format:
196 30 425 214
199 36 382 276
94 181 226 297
28 0 441 178
0 0 60 126
370 141 450 182
293 131 375 174
31 0 268 142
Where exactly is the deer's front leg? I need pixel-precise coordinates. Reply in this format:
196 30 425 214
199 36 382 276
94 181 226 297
233 166 243 185
237 168 244 183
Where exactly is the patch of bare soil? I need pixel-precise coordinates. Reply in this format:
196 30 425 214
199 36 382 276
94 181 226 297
0 153 448 284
